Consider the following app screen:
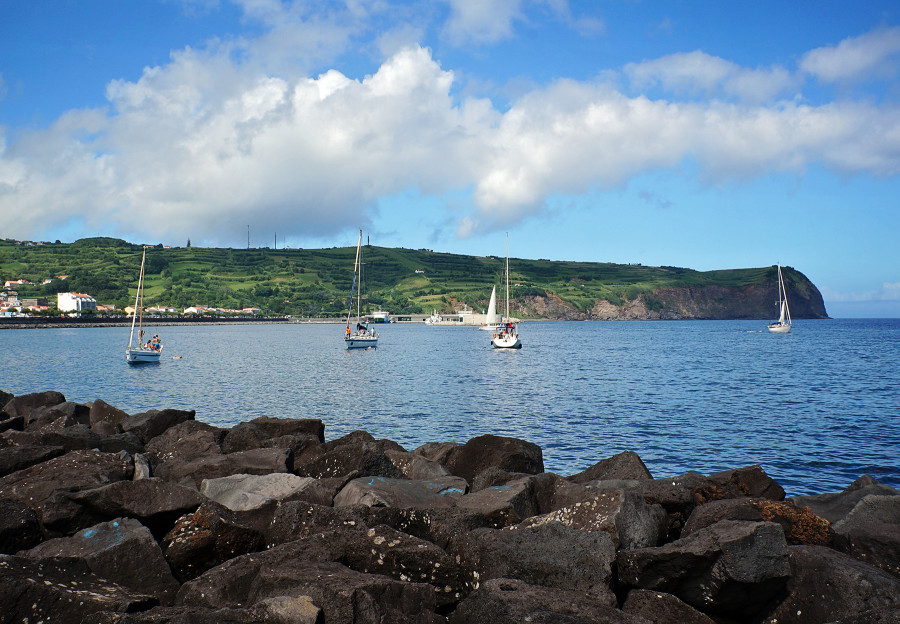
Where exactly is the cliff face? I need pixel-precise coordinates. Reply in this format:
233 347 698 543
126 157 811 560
517 270 828 321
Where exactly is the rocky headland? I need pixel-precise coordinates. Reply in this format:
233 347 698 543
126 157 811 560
1 390 897 623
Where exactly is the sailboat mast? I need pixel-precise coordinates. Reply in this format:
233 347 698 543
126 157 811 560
505 233 510 322
128 249 145 348
137 249 146 343
346 230 362 329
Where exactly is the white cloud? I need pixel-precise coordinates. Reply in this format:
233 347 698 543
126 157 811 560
3 20 900 246
624 50 798 103
801 26 900 83
442 0 527 46
820 282 900 302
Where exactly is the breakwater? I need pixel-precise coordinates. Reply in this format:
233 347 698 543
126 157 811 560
1 390 898 623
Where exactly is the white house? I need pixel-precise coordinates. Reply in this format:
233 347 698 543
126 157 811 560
57 292 97 312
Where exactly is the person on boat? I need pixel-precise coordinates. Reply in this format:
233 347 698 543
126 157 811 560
346 326 351 337
151 335 161 350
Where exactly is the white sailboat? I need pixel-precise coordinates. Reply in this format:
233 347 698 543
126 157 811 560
126 247 162 363
344 229 378 349
767 264 792 334
479 285 500 331
491 234 522 349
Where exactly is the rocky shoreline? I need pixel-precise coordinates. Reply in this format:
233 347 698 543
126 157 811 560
1 390 897 623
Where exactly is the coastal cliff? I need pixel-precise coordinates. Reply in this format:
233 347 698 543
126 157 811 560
517 267 828 321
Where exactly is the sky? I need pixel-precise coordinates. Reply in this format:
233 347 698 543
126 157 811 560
1 1 899 317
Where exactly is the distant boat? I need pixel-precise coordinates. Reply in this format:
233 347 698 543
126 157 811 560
479 285 500 331
767 264 792 334
344 229 378 349
371 310 391 323
424 310 443 325
126 247 162 363
491 234 522 349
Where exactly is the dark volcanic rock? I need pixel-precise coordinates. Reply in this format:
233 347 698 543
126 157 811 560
789 475 899 523
617 520 790 619
1 390 66 420
177 549 440 623
21 517 180 605
708 465 786 500
368 505 508 550
832 494 900 578
94 600 326 623
601 470 767 540
25 401 88 430
0 444 65 477
0 554 157 623
342 524 470 606
448 522 617 604
122 408 196 444
0 389 13 411
219 418 324 467
682 497 834 546
90 398 131 432
445 434 544 483
0 498 43 553
0 449 134 536
449 578 646 624
385 448 454 480
0 414 24 433
162 499 268 582
567 451 653 484
455 477 539 526
523 489 667 550
69 477 204 540
760 545 900 624
295 429 406 479
156 447 293 489
413 440 459 465
266 499 372 545
622 589 716 623
470 466 528 492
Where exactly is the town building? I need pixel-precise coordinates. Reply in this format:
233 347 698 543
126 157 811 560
57 292 98 312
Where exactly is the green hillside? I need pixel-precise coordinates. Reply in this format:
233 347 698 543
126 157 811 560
0 237 818 319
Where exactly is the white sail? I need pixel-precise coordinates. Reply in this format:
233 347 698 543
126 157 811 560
491 234 521 349
344 229 378 349
486 286 498 324
767 264 792 333
126 248 162 363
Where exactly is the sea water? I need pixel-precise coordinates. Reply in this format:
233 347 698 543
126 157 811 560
1 319 897 496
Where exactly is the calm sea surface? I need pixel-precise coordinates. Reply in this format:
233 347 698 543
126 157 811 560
1 319 897 496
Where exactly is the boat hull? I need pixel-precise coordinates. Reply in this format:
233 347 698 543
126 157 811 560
126 348 162 363
767 323 791 334
346 335 378 349
479 324 501 331
491 332 521 349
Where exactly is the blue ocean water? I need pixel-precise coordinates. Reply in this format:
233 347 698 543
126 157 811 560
1 319 898 496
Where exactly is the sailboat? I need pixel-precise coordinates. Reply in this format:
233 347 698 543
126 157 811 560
344 229 378 349
126 247 162 363
479 285 500 331
767 264 792 334
491 234 522 349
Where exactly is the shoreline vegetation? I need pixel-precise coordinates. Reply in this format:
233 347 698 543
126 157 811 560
1 237 830 321
1 389 898 622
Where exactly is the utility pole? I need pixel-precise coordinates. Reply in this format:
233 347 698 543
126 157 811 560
247 225 250 249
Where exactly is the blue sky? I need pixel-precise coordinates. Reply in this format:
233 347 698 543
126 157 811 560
1 1 899 317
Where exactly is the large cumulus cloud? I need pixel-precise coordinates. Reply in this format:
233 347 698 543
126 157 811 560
2 17 900 245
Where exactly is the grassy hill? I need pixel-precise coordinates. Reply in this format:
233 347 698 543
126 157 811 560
0 237 827 319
